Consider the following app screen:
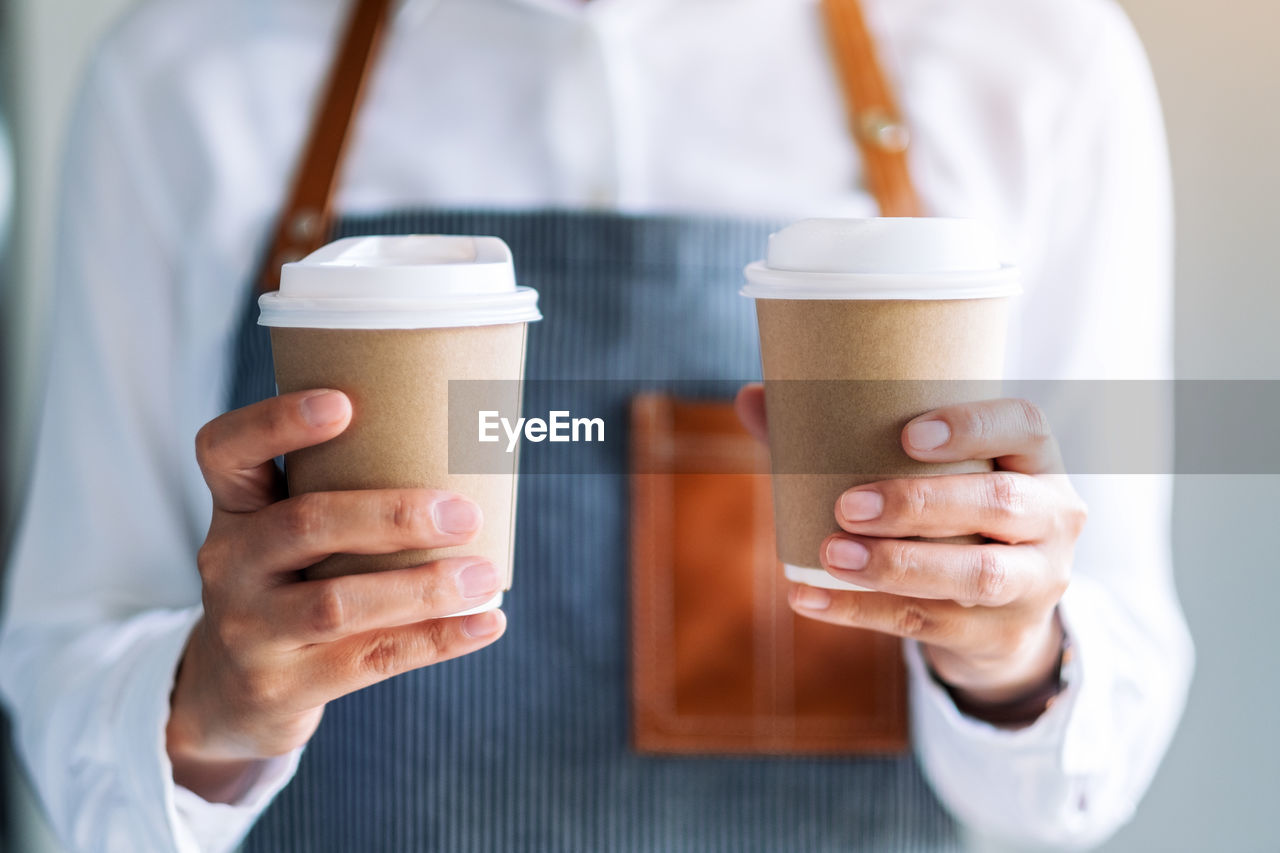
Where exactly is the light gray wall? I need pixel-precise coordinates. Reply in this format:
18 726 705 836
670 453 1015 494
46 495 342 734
1100 1 1280 851
2 1 1277 852
2 0 139 526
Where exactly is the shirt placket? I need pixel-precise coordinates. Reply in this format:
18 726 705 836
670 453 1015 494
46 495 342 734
544 16 622 206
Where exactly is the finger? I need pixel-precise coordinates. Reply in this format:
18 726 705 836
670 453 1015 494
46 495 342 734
901 398 1064 475
197 390 352 512
270 557 504 646
835 472 1060 543
819 534 1043 608
734 384 768 444
787 585 969 646
243 489 483 574
296 609 507 707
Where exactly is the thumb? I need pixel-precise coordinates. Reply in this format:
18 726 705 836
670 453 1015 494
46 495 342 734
195 390 352 513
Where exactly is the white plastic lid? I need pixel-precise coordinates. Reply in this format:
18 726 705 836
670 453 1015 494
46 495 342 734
742 218 1020 300
259 235 542 329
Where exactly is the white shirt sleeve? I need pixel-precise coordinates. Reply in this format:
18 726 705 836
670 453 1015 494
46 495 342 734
0 39 299 853
906 4 1194 849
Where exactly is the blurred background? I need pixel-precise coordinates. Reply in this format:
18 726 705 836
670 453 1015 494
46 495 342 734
0 1 1276 851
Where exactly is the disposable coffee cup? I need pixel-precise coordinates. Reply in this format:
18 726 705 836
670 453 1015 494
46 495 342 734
259 235 541 616
742 218 1019 591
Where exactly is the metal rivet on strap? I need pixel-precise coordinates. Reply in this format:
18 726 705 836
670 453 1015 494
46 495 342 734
288 208 324 243
858 109 911 153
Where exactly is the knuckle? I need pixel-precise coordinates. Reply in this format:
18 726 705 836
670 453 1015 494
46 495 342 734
836 592 866 625
416 620 451 663
240 667 286 712
1044 554 1072 600
1049 567 1071 600
389 493 431 535
412 572 445 611
1014 399 1053 442
968 550 1009 607
954 405 998 443
984 472 1026 519
897 479 933 522
211 611 251 654
353 621 450 679
194 418 237 473
355 630 405 678
878 540 916 587
893 603 934 639
193 422 217 466
281 493 325 540
306 584 348 639
1066 495 1089 538
195 540 226 583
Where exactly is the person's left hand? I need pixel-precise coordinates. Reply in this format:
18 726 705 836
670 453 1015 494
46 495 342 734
735 386 1087 712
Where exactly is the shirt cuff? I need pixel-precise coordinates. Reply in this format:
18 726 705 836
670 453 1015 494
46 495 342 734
120 606 302 853
904 582 1115 756
904 611 1077 744
904 581 1117 843
172 750 304 853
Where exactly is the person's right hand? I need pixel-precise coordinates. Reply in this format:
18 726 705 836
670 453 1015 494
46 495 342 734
166 389 506 803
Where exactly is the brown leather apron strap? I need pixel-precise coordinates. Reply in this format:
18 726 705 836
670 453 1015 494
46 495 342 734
255 0 394 294
821 0 923 217
254 0 921 295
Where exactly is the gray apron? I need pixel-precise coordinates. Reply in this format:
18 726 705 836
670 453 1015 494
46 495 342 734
231 208 959 852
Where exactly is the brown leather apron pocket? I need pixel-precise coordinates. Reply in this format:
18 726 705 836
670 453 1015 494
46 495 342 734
630 394 909 755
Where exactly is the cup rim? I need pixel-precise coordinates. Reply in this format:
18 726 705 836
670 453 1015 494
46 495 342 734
257 286 542 330
740 261 1021 301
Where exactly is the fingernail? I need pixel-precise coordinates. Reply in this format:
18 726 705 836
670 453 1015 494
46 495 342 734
462 610 503 638
456 561 500 599
906 419 950 451
300 390 348 428
792 586 831 611
840 490 883 522
435 500 482 534
827 538 869 570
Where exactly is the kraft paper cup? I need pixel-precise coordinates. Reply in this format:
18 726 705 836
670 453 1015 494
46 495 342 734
742 218 1020 592
259 235 541 616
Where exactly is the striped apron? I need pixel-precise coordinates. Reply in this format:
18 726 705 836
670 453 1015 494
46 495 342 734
232 208 959 852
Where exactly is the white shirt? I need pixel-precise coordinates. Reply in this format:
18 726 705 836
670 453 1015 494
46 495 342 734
0 0 1193 850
